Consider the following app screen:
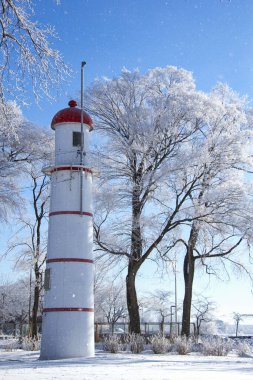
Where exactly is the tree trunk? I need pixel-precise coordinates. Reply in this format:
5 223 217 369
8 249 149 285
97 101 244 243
181 225 198 337
235 320 239 337
30 265 40 339
126 173 142 334
196 316 201 336
160 315 165 335
126 262 141 334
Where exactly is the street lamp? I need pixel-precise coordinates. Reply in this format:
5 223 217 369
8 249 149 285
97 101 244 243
170 305 175 336
172 260 178 326
167 258 178 335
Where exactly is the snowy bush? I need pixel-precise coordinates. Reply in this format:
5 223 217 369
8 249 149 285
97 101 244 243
129 333 145 354
237 341 253 357
103 335 122 353
4 339 19 351
191 341 203 353
150 334 171 354
174 336 192 355
201 336 232 356
22 337 41 351
120 335 129 351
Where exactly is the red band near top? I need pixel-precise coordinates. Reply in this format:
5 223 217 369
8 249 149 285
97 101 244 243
46 258 94 264
43 307 94 313
49 211 93 217
51 166 93 174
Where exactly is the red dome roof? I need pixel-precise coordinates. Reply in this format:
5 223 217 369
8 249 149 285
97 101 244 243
51 100 93 130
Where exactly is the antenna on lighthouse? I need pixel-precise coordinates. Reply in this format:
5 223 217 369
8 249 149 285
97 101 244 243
80 60 86 165
80 61 86 216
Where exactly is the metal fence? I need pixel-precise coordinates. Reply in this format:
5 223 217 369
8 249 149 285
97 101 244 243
95 322 196 341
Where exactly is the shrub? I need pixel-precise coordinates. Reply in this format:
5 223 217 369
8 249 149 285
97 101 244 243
4 339 19 351
201 336 232 356
103 335 122 353
22 337 41 351
120 334 129 351
174 336 192 355
128 333 145 354
150 334 171 354
237 341 253 357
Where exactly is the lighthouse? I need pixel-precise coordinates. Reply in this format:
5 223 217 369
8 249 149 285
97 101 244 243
40 100 94 360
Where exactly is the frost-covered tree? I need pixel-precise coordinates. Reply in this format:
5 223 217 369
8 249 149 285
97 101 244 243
143 290 172 335
5 136 52 338
0 101 28 219
87 67 253 334
0 100 53 338
2 126 53 337
0 0 69 103
0 100 52 221
0 101 53 338
233 312 243 337
162 84 253 336
192 296 215 336
95 280 127 333
88 66 205 333
0 278 30 335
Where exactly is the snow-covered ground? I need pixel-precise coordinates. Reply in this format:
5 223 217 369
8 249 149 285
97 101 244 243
0 349 253 380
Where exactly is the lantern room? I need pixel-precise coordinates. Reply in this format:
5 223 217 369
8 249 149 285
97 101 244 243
51 100 93 166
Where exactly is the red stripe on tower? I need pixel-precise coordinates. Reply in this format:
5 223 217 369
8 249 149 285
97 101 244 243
49 211 93 217
46 258 94 264
43 307 94 313
51 166 93 174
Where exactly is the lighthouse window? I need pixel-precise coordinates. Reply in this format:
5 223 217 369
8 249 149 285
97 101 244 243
73 131 82 146
44 268 51 291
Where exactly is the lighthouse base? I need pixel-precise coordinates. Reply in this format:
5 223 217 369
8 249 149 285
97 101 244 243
40 311 94 360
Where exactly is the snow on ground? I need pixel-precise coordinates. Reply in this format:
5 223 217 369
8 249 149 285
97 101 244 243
0 349 253 380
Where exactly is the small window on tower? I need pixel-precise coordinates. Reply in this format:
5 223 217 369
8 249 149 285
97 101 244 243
73 131 82 146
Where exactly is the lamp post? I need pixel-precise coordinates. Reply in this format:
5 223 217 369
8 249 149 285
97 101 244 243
172 260 178 326
166 257 178 335
170 305 175 336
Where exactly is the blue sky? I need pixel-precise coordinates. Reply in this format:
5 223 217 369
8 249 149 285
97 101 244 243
26 0 253 126
3 0 253 323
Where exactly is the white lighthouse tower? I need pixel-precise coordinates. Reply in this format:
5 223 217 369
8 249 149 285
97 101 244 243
40 99 94 360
